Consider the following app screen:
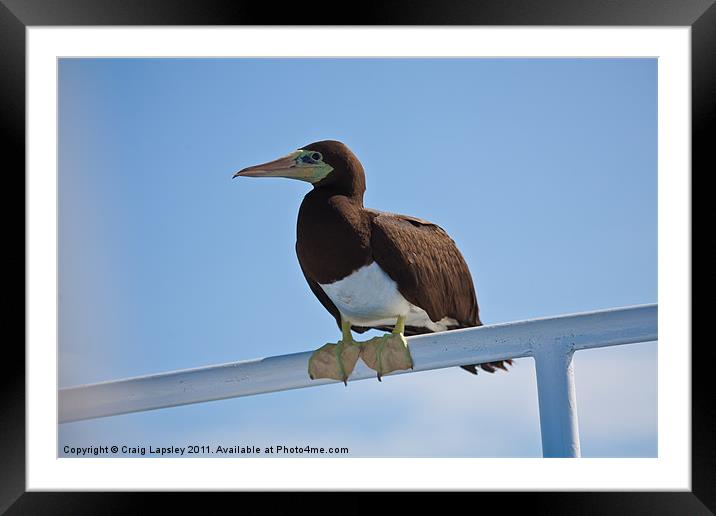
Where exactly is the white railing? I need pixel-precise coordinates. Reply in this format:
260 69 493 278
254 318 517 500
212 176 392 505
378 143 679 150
58 304 657 458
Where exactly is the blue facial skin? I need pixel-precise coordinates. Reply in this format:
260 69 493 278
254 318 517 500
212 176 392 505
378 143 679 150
299 153 318 165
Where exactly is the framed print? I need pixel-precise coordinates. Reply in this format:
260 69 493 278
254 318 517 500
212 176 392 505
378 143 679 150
6 0 708 513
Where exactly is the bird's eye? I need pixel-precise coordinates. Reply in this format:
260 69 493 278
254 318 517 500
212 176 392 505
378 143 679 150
310 152 322 162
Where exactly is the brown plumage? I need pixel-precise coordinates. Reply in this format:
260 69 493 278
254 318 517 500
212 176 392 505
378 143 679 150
295 140 511 375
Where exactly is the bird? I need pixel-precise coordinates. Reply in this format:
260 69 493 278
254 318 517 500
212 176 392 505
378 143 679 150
234 140 512 384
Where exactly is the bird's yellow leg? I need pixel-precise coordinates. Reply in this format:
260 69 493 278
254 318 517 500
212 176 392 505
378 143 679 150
360 315 414 381
307 319 361 385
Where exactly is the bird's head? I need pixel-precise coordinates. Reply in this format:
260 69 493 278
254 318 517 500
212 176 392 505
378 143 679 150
234 140 366 197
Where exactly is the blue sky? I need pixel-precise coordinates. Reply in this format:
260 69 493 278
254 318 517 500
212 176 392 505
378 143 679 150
58 58 657 458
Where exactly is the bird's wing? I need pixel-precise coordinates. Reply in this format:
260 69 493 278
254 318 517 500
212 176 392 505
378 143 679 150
367 209 480 327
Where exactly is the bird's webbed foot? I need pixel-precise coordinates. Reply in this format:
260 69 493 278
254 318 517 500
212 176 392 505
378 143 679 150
360 317 413 381
307 321 361 385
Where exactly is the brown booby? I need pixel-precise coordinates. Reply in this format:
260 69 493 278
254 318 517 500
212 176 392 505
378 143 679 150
234 140 512 383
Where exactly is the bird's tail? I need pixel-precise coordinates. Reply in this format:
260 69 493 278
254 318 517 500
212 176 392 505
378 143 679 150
455 320 513 376
459 360 513 375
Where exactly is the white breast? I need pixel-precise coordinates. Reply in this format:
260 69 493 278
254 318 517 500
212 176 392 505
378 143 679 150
319 262 458 331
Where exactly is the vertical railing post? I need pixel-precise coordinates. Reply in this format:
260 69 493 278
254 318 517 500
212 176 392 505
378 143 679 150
533 342 581 458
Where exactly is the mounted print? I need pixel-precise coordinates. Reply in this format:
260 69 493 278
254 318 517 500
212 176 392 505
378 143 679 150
17 23 698 501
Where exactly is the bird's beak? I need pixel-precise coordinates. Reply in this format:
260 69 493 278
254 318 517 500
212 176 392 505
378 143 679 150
233 151 313 181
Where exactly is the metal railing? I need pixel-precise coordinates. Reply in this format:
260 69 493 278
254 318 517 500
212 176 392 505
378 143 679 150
58 303 657 457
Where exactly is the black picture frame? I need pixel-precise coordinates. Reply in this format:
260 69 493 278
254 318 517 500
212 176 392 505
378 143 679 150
5 0 707 513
